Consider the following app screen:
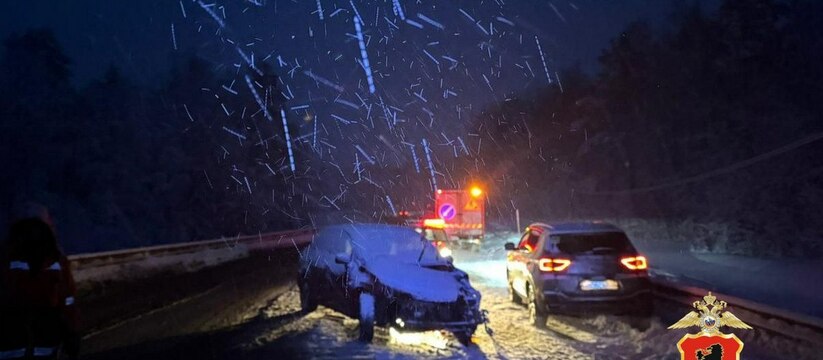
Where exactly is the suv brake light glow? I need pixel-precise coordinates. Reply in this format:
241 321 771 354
620 255 648 270
538 258 571 272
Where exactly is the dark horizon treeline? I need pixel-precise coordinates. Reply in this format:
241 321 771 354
471 0 823 257
0 29 310 253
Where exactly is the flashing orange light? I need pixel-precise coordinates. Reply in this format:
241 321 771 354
538 258 572 272
436 189 443 195
620 255 648 270
470 186 483 198
422 218 446 229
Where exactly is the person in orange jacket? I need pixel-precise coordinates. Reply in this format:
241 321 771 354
0 204 79 359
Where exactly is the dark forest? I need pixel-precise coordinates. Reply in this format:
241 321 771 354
1 0 821 258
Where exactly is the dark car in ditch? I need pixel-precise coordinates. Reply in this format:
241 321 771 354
298 224 485 344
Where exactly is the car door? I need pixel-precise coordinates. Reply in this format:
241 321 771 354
509 228 541 297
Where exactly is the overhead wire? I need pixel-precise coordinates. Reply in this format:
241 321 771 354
581 131 823 195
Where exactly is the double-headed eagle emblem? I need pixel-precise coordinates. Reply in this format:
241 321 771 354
668 292 752 334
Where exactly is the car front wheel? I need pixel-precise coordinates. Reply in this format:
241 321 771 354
299 278 317 314
527 286 547 328
358 292 375 342
453 326 476 346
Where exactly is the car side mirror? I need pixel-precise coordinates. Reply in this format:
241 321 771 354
334 253 351 264
504 242 515 251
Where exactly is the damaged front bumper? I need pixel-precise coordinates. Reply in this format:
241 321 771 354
392 289 486 332
399 309 491 331
399 319 481 331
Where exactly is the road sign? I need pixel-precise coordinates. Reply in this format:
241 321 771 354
438 203 456 220
464 199 479 211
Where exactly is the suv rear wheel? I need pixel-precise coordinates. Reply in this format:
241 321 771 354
634 294 653 317
507 278 523 305
527 286 547 328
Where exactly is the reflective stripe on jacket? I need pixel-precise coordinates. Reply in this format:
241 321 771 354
0 348 25 359
0 256 79 359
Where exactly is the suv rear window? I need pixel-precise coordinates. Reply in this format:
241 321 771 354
546 232 635 255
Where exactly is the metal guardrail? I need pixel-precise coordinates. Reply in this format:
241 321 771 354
68 228 314 262
67 228 315 283
652 280 823 347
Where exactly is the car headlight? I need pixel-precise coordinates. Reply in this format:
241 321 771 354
439 246 453 258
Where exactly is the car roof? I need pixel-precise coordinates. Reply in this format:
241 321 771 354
529 221 623 235
319 223 419 242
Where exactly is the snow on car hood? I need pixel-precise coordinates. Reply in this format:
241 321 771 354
365 257 463 303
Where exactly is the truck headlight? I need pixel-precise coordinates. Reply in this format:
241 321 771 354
439 247 453 258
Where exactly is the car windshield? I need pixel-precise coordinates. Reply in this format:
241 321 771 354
351 229 441 263
548 232 635 255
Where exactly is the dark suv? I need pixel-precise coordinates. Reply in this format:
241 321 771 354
504 222 651 327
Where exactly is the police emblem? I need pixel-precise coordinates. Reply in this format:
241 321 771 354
668 292 752 360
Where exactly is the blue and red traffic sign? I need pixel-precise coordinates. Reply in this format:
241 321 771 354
439 203 456 220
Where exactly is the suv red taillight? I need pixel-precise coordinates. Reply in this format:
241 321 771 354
538 258 571 272
620 255 648 270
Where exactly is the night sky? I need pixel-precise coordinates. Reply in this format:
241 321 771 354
2 1 719 88
1 0 731 238
0 0 724 218
1 1 723 159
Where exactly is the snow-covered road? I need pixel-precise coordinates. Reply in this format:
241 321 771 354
236 233 816 359
243 280 629 359
240 255 741 359
84 232 819 360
